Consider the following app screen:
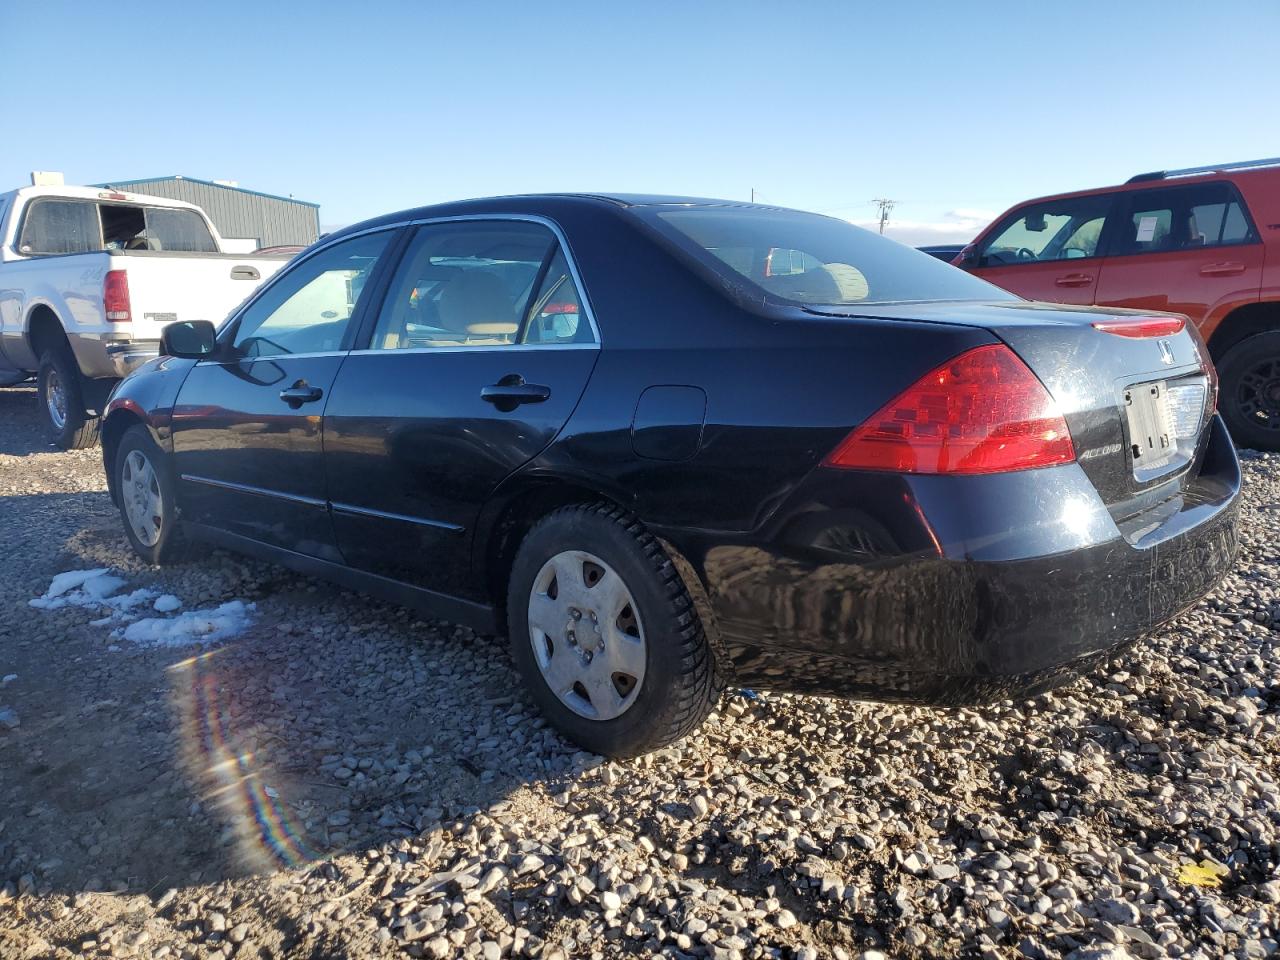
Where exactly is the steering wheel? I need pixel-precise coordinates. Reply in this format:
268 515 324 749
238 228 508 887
1015 247 1037 261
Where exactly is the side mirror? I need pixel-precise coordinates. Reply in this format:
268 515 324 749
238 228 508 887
160 319 217 359
955 244 979 268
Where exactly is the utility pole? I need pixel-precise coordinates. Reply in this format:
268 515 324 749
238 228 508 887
872 198 896 234
750 188 756 203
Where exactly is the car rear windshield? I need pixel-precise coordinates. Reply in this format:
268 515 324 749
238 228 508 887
635 206 1009 307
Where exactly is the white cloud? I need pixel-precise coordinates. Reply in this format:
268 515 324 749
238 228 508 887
850 207 1000 248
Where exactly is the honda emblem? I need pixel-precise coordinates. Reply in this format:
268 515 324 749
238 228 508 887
1158 339 1175 365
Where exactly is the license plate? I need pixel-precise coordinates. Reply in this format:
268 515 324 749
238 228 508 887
1125 380 1175 473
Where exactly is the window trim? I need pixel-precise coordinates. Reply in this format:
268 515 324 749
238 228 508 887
977 193 1118 268
1102 181 1262 260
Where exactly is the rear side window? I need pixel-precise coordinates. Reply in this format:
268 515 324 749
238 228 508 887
979 194 1112 266
1112 183 1257 255
370 221 595 349
637 207 1007 306
18 199 100 255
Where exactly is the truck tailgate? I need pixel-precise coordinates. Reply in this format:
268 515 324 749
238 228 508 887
112 252 290 340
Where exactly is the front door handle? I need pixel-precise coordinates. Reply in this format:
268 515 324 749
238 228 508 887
1200 261 1245 277
1055 273 1094 287
481 375 551 410
279 380 323 408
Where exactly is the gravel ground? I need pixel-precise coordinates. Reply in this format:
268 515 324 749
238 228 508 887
1 382 1278 960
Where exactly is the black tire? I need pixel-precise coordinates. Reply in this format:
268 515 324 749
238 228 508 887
1217 331 1280 452
37 347 100 449
506 503 719 758
114 424 194 565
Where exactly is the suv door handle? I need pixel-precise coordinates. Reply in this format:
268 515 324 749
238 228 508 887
481 375 551 408
1055 273 1094 287
279 381 324 408
1200 261 1245 277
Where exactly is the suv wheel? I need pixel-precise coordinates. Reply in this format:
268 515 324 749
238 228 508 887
1217 331 1280 452
506 503 719 757
37 347 100 449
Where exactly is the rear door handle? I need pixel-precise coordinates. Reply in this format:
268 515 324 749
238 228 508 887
481 375 551 408
1200 261 1245 277
1055 273 1094 287
279 381 323 407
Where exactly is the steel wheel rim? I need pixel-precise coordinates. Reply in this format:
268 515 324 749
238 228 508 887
45 368 67 430
121 449 164 547
528 550 646 721
1237 357 1280 431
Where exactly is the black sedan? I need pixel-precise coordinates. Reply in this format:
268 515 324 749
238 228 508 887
102 194 1241 757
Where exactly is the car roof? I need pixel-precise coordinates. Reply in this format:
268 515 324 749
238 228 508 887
324 193 805 243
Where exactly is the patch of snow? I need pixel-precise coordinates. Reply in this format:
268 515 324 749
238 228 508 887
120 601 256 648
40 568 110 600
153 594 183 613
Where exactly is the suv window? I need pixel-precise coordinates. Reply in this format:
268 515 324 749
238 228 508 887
979 194 1112 266
18 199 100 255
371 221 594 349
1112 183 1257 255
232 231 391 358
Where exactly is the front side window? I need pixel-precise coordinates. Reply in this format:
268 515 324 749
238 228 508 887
637 206 1006 306
18 199 100 255
231 231 391 358
1112 183 1257 256
979 195 1113 266
371 221 594 349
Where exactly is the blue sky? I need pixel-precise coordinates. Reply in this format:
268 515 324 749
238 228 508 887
5 1 1278 244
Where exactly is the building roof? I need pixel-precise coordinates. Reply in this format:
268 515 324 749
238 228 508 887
92 175 320 209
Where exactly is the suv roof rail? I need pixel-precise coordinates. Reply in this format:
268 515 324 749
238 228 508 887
1126 157 1280 184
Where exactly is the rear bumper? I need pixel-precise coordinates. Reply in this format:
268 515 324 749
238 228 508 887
667 415 1241 704
69 335 160 380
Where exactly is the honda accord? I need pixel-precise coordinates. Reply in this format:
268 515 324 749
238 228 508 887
102 194 1241 757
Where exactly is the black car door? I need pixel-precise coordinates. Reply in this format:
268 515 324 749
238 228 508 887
323 219 599 598
170 229 398 559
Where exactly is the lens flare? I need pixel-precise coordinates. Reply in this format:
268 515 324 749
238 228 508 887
168 649 319 871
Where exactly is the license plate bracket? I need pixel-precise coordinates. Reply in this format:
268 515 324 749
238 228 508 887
1125 380 1175 474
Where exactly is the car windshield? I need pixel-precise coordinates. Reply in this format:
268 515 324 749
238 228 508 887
635 206 1010 307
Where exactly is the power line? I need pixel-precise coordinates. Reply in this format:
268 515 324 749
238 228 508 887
872 198 896 234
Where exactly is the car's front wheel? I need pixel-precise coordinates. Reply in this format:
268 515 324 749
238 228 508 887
1217 331 1280 452
507 503 718 757
114 424 192 565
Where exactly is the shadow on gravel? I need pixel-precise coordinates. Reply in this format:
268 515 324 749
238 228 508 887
1 487 567 899
0 386 49 457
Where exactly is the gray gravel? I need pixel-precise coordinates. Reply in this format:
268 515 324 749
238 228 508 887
0 381 1278 960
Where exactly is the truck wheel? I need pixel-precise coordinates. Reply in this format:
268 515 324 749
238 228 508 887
37 348 100 449
1217 331 1280 452
506 503 719 758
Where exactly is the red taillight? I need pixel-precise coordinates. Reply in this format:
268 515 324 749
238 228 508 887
1091 315 1186 338
542 302 578 315
104 270 131 322
824 343 1076 475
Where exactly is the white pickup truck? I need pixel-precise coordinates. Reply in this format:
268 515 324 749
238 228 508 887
0 185 291 447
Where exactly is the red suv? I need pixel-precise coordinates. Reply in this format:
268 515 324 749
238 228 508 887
957 158 1280 450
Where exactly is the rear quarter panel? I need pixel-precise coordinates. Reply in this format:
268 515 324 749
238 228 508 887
0 251 111 370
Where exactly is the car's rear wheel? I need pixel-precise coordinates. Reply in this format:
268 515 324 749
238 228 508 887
38 347 99 449
115 424 193 565
506 503 718 757
1217 331 1280 452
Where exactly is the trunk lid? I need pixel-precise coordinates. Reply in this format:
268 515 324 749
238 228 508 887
110 251 291 340
805 300 1215 516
